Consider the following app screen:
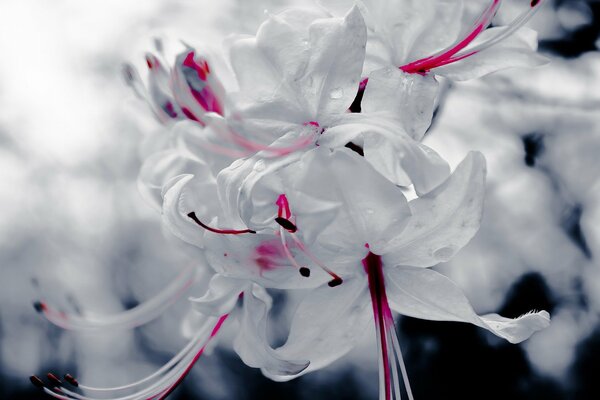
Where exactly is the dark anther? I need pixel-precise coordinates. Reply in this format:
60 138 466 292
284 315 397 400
47 373 62 386
275 217 297 232
531 0 539 7
30 375 45 389
345 142 364 156
64 374 79 387
328 277 343 287
33 301 44 313
299 267 311 277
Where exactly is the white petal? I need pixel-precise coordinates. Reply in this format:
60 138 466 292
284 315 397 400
263 276 372 381
433 27 549 81
361 67 438 141
385 266 550 343
138 150 208 212
161 173 218 248
303 6 367 120
189 274 247 316
313 148 412 253
234 285 309 376
321 115 450 193
382 151 486 265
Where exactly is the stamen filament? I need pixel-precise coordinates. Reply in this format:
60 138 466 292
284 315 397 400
187 212 256 235
35 264 196 331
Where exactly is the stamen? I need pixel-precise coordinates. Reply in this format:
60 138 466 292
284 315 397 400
30 375 45 389
400 0 502 73
274 194 343 285
275 194 292 219
299 267 311 277
35 314 229 400
275 217 297 233
47 373 62 386
187 211 256 235
34 264 196 331
364 249 414 400
64 374 78 387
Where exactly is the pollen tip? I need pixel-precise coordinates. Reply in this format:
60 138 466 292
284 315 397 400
275 217 297 232
33 301 45 313
328 277 343 287
46 373 62 386
64 374 79 387
531 0 540 6
29 375 45 389
299 267 311 277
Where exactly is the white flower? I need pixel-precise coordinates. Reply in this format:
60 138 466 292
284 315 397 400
227 6 450 191
161 146 550 397
318 0 548 81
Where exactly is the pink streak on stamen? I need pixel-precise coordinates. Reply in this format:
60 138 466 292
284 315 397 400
154 314 229 400
187 212 256 235
278 226 307 271
400 0 501 73
363 250 392 400
182 52 208 81
276 194 292 219
223 125 315 156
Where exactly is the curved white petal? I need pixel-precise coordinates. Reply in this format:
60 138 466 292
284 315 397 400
385 266 550 343
263 276 372 381
361 67 438 141
382 151 486 265
234 285 310 376
189 274 247 316
321 116 450 193
161 173 218 248
138 150 208 212
433 27 548 81
305 6 367 121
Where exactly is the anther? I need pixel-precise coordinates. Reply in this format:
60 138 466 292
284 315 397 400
275 217 297 233
29 375 45 389
33 301 45 313
187 212 256 235
328 277 343 287
46 373 62 386
299 267 311 277
64 374 79 387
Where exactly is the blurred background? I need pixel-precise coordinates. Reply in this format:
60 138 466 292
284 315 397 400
1 0 599 399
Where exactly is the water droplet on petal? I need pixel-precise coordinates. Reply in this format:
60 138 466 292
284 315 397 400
433 246 455 261
329 87 344 99
229 158 244 170
365 208 374 214
253 160 266 172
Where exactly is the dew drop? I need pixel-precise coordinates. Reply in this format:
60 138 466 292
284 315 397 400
365 208 374 214
433 246 455 260
253 160 266 172
229 158 245 170
329 87 344 99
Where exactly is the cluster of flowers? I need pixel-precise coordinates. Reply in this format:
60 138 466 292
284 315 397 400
32 1 551 399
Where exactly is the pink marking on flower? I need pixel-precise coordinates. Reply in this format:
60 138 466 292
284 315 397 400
363 250 392 400
359 78 369 91
182 51 208 81
190 86 224 116
187 212 256 235
276 194 292 219
400 0 501 74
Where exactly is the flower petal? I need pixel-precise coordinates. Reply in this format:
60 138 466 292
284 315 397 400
189 274 247 316
263 276 372 381
382 151 486 265
321 115 450 194
361 67 438 141
433 27 548 81
385 266 550 343
234 285 310 376
161 173 218 248
304 6 367 120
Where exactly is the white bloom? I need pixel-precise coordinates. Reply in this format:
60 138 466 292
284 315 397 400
318 0 549 80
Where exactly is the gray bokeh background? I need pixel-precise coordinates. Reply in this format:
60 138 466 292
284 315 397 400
1 0 599 399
